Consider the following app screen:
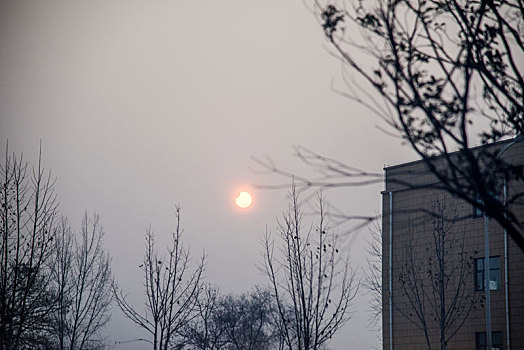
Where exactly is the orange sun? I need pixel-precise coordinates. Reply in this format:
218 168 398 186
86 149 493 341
235 191 253 209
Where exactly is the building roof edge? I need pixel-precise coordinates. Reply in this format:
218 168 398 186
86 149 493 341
383 137 516 172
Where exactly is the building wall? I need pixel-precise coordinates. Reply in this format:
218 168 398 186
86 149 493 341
382 140 524 349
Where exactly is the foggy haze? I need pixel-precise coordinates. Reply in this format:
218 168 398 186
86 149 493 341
0 1 417 348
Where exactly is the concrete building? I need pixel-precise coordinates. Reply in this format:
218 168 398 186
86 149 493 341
382 138 524 349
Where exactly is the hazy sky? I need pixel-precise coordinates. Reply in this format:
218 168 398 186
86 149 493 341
0 1 416 348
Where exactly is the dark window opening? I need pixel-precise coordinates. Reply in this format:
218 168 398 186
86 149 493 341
473 194 484 218
473 204 483 218
473 190 499 218
476 331 502 350
474 257 501 291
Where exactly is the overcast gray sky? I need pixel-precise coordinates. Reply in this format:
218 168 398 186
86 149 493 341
0 1 416 348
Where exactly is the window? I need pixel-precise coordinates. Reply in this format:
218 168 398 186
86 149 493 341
476 331 502 350
473 196 484 218
475 257 501 291
473 190 499 218
473 204 483 218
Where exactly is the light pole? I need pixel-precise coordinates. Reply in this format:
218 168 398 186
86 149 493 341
484 134 522 349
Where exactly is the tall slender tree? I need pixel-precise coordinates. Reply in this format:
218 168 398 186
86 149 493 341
0 147 58 349
396 197 476 349
262 187 357 350
363 221 382 328
50 212 113 350
113 207 205 350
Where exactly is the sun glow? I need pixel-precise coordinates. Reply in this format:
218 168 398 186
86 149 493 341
235 191 253 209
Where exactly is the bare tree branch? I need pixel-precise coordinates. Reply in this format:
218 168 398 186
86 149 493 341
395 195 477 349
0 145 58 349
261 186 358 350
50 212 113 350
113 206 205 350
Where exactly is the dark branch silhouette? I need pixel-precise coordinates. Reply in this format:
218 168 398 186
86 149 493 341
50 213 113 349
113 207 205 350
261 187 358 349
313 0 524 250
0 145 58 349
395 196 477 349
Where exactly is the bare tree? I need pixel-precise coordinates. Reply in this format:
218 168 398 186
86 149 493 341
363 221 382 328
50 212 113 350
214 288 276 350
113 207 205 350
395 197 476 349
180 284 226 350
255 0 524 251
182 286 284 350
0 147 58 349
312 0 524 250
261 187 358 350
